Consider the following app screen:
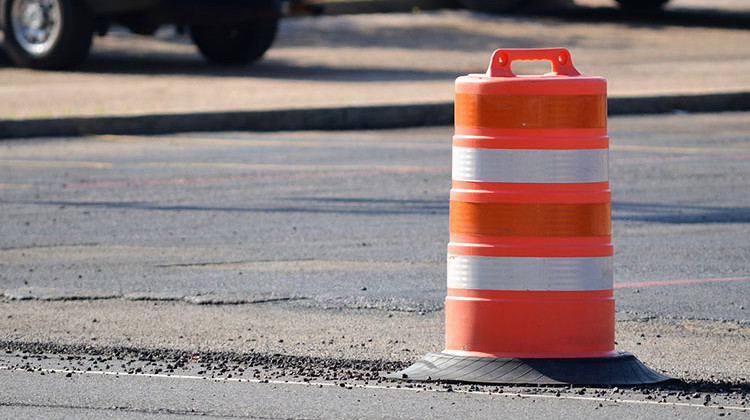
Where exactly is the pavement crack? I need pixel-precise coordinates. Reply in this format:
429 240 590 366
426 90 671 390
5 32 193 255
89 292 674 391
0 294 311 306
0 243 100 251
618 311 750 326
0 401 254 418
152 259 311 268
180 296 311 305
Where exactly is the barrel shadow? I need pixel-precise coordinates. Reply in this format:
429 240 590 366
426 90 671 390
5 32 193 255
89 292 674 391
612 202 750 224
5 198 450 216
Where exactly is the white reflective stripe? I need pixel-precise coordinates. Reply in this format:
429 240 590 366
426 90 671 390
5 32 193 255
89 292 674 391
447 255 613 291
452 147 608 183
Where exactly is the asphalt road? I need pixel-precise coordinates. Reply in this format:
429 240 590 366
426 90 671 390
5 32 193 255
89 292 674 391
1 112 748 319
1 112 749 417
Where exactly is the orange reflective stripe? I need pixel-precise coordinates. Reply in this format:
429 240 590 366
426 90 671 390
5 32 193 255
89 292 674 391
450 201 611 237
455 93 606 129
445 289 615 358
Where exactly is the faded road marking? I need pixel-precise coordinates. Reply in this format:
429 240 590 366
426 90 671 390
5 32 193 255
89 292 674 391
615 276 749 289
136 162 436 171
0 159 112 169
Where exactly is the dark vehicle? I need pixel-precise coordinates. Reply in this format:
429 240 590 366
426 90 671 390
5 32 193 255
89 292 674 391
0 0 282 69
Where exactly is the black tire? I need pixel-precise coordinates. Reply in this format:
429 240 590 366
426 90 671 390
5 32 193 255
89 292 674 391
615 0 669 11
459 0 527 13
2 0 93 70
190 19 278 65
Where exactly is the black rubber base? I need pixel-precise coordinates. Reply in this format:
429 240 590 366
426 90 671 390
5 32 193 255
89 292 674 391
385 352 672 385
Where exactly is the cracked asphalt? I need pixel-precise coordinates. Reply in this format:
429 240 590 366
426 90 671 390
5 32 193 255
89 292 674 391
1 112 749 417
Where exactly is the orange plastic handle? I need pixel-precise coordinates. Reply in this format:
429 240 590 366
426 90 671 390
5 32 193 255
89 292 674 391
486 48 581 77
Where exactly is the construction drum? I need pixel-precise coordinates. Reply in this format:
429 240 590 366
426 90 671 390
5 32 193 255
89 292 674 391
389 48 670 385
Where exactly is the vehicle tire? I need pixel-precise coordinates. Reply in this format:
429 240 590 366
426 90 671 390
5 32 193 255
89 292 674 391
614 0 669 11
459 0 527 13
2 0 93 69
190 18 278 65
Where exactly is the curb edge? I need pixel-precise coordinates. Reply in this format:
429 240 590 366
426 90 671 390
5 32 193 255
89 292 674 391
1 92 748 139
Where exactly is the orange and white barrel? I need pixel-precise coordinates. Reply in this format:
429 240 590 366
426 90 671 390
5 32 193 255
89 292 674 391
389 49 669 385
446 48 613 359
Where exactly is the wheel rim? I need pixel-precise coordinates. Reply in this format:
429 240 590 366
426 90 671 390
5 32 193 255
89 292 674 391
10 0 62 56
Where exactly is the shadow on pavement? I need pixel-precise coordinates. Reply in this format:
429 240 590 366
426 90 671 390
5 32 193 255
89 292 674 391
521 5 750 30
7 198 749 222
276 21 544 52
6 199 450 216
612 202 750 224
72 18 550 78
0 39 460 81
77 54 462 81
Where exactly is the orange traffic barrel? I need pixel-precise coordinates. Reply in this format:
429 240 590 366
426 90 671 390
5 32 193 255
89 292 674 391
389 48 670 385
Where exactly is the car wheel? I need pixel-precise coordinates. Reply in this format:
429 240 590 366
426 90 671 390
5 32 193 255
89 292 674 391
459 0 527 13
2 0 93 69
614 0 669 11
190 18 278 65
